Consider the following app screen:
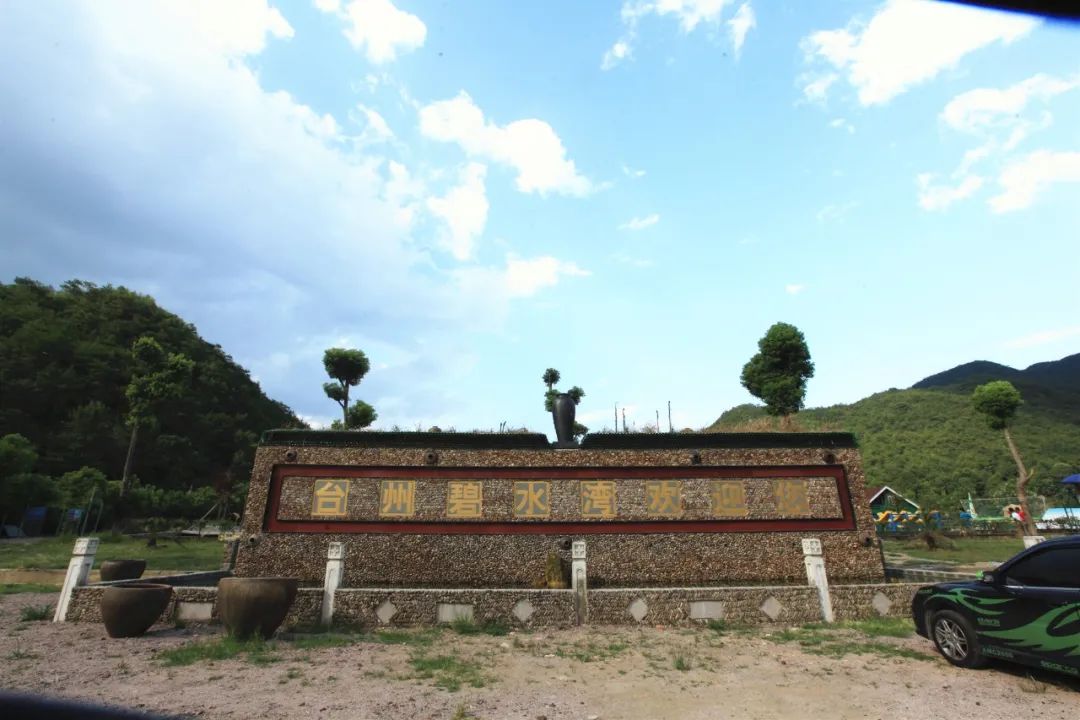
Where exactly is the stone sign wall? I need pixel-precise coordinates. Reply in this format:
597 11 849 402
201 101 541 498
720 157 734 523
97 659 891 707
234 431 884 587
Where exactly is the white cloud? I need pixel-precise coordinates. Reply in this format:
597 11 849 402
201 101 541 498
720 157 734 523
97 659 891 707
0 1 576 432
816 201 856 222
801 73 837 103
916 172 984 210
319 0 426 64
419 91 593 196
989 150 1080 213
1004 325 1080 349
943 74 1078 134
801 0 1037 106
621 164 646 178
602 0 741 69
453 254 590 301
785 284 806 295
828 117 855 134
351 103 394 145
602 41 632 71
426 162 489 260
727 3 756 57
618 213 660 230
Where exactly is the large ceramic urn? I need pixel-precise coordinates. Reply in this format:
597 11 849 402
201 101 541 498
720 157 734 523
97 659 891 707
100 583 173 638
99 559 146 582
216 577 298 640
552 393 576 446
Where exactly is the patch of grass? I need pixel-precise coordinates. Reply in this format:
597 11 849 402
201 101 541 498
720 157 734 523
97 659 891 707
450 703 478 720
766 625 931 661
0 536 222 571
554 640 628 663
840 617 915 638
449 617 509 636
706 619 726 634
157 637 279 667
410 654 488 692
7 644 37 660
881 536 1024 565
373 628 440 647
673 654 692 671
0 583 60 595
19 604 52 621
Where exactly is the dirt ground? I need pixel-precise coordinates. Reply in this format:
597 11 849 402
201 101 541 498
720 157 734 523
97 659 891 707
1 591 1076 720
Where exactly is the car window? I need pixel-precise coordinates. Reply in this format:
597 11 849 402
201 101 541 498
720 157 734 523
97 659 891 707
1005 547 1080 588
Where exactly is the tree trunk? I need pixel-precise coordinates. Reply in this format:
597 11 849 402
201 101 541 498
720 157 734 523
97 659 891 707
120 424 139 497
1003 427 1036 536
342 381 350 426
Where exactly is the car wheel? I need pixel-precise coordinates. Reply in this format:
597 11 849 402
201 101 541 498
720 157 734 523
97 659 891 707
929 609 987 669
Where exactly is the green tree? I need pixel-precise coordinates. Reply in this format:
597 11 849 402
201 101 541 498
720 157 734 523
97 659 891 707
121 337 194 497
972 380 1035 535
330 400 378 430
740 322 815 421
322 348 371 426
541 367 585 412
0 434 57 522
58 466 108 509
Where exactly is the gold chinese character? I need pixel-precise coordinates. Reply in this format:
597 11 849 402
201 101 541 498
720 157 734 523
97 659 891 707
645 480 681 516
380 480 416 517
774 479 810 516
311 479 349 518
581 481 616 518
513 481 550 518
710 480 748 517
447 481 483 518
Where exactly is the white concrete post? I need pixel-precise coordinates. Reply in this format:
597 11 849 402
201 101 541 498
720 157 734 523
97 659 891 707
321 542 344 627
53 537 99 622
802 538 834 623
1022 535 1046 549
571 540 587 625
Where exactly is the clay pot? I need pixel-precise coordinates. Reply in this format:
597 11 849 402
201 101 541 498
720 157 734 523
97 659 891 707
100 583 173 638
552 393 576 445
99 559 146 582
217 577 298 639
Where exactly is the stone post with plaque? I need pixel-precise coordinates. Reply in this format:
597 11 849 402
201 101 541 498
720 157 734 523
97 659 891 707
321 542 344 627
802 538 834 623
571 540 587 625
54 537 99 622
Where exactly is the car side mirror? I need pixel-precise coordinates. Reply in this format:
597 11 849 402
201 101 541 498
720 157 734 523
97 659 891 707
979 571 996 584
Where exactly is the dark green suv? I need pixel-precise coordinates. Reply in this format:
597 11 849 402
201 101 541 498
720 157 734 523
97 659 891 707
912 536 1080 677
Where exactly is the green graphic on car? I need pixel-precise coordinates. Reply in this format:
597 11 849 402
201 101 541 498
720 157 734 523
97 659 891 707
928 588 1012 616
979 603 1080 657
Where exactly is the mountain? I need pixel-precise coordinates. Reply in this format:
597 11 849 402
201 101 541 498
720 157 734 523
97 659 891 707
709 354 1080 509
0 278 304 500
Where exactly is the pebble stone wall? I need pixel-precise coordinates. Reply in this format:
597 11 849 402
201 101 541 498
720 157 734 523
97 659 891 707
234 440 884 588
65 583 925 627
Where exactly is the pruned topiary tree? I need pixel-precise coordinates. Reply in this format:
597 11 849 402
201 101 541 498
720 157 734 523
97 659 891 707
972 380 1035 535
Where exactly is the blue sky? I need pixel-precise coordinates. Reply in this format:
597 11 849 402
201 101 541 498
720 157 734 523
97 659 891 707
2 0 1079 436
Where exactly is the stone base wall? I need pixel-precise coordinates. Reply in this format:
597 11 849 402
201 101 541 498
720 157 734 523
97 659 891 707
236 530 883 589
830 583 923 621
66 585 219 624
332 589 578 628
66 582 923 627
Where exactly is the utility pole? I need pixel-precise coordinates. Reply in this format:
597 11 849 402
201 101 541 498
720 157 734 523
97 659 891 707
614 403 618 433
668 400 673 433
621 407 627 433
655 409 660 432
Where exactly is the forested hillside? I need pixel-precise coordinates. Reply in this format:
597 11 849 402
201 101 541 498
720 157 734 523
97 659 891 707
0 278 304 522
710 354 1080 510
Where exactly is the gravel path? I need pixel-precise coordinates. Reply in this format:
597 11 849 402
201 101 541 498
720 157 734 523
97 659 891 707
1 591 1076 719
